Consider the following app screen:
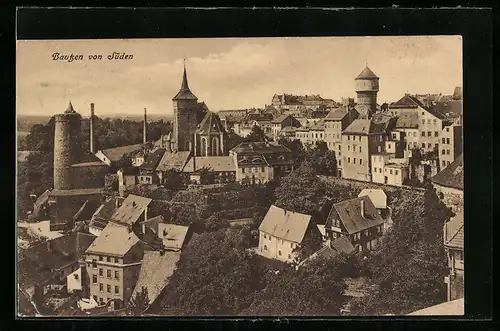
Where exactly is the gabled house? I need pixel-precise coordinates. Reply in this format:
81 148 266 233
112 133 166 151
270 114 301 140
324 196 385 252
94 144 144 167
357 189 392 231
137 148 166 185
258 205 321 263
431 154 463 213
297 235 356 268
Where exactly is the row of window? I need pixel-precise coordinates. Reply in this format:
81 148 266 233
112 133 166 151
347 135 363 142
96 283 120 294
261 245 293 259
346 157 363 165
373 167 400 175
441 149 451 155
441 137 452 144
347 145 362 153
92 269 119 282
421 131 440 137
262 233 296 248
91 257 120 269
421 118 438 125
241 167 266 174
441 160 452 167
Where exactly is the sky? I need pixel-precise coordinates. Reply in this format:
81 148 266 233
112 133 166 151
16 36 462 116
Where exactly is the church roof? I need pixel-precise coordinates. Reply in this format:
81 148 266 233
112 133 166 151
172 64 198 101
356 66 379 80
65 101 76 114
197 111 225 135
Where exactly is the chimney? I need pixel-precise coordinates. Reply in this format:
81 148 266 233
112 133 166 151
360 199 365 218
90 103 95 154
143 108 147 145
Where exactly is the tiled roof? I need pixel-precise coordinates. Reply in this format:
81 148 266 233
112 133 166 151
431 154 463 190
356 66 378 79
86 222 140 256
358 189 387 209
172 66 198 101
71 161 107 168
444 212 464 249
73 199 101 222
156 151 191 172
183 156 236 173
280 126 297 133
140 215 165 235
390 94 421 108
110 194 152 226
49 188 104 197
259 205 312 244
327 196 385 234
100 144 143 162
407 298 464 316
271 114 292 124
131 251 181 307
157 224 190 250
343 119 386 135
197 111 225 135
432 100 463 119
331 235 356 254
395 112 419 129
324 108 348 121
19 232 96 289
139 148 166 171
310 120 326 131
230 142 291 155
90 197 119 229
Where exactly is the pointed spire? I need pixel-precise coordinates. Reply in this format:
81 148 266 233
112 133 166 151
181 58 189 90
173 59 198 101
65 101 76 113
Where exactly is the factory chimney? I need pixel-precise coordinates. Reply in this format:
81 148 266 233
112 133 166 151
143 108 147 145
89 103 95 153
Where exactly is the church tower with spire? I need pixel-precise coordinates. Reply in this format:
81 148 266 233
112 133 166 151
172 61 200 152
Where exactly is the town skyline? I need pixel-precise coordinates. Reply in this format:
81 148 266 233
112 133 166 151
16 36 462 116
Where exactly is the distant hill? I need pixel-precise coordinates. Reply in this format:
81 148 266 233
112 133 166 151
17 113 173 132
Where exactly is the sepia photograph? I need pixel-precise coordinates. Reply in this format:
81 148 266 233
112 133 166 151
16 36 464 317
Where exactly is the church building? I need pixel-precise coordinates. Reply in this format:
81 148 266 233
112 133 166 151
169 62 227 156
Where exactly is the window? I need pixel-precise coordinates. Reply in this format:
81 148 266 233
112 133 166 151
446 127 450 132
447 161 451 166
447 149 450 155
427 119 431 124
446 138 450 144
421 131 425 137
339 160 342 166
114 271 119 279
99 268 103 277
92 259 97 269
359 136 362 142
442 149 446 155
390 169 393 175
264 245 267 251
338 145 341 150
115 286 119 294
395 170 399 175
261 167 265 172
92 275 97 284
114 257 119 263
242 168 245 174
348 136 350 141
263 233 266 239
107 270 111 278
74 274 79 280
421 120 425 125
392 133 397 139
290 242 294 248
379 168 382 173
428 143 432 149
99 256 103 261
288 254 292 259
107 285 111 293
442 138 446 144
348 157 351 163
422 112 425 115
278 251 282 256
106 257 111 262
359 158 363 165
359 147 362 153
421 143 426 148
433 119 437 124
353 158 357 164
99 283 103 292
427 131 432 137
442 160 446 167
99 297 103 303
348 145 350 151
413 132 417 137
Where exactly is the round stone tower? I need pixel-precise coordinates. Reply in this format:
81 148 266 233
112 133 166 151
355 66 379 119
53 101 82 190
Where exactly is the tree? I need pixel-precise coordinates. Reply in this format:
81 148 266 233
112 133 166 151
154 227 266 316
307 141 338 176
246 125 267 142
278 137 306 166
198 167 216 185
204 214 230 231
241 255 347 316
162 169 184 191
274 161 328 216
128 287 150 315
350 185 451 315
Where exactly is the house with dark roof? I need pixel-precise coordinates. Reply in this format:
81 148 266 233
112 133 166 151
258 205 321 263
229 142 294 184
182 155 237 184
297 235 356 269
324 196 386 252
18 232 96 303
431 154 463 213
444 211 464 301
137 148 166 185
270 114 301 140
393 112 420 152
